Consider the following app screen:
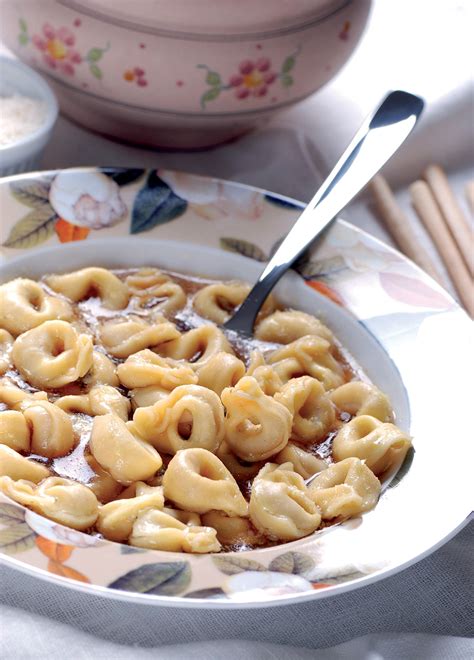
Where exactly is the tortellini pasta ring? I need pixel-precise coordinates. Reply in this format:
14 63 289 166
99 316 180 359
55 385 131 422
0 329 14 375
221 376 292 462
23 400 76 458
308 457 381 519
117 349 198 390
132 384 225 454
268 336 344 391
0 410 30 452
332 415 412 477
89 414 162 485
274 443 328 480
255 310 334 345
129 508 221 553
45 267 129 310
275 376 336 443
0 476 99 530
0 445 51 483
193 282 275 325
96 481 165 541
12 320 93 389
162 448 248 517
330 381 394 422
249 463 322 541
0 278 73 336
157 325 233 371
196 352 245 396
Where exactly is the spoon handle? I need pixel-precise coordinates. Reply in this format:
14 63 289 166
225 90 424 334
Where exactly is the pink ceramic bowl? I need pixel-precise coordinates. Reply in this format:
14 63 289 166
0 0 371 148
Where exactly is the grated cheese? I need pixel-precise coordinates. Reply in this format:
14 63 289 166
0 94 47 146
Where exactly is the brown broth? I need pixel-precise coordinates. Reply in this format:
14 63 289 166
2 267 371 551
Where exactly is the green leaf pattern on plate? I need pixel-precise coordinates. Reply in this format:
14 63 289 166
108 561 191 595
212 556 266 575
219 237 268 262
131 171 187 234
268 551 315 575
0 503 36 556
2 207 57 249
10 179 52 208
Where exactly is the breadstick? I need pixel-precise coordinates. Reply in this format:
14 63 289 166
370 175 442 283
465 180 474 214
424 165 473 276
410 180 473 317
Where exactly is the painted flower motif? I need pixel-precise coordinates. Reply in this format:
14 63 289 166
123 66 148 87
32 23 82 75
25 510 100 547
229 58 277 99
158 170 264 221
49 171 127 229
223 570 313 601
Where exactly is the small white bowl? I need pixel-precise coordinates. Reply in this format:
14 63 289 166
0 56 58 176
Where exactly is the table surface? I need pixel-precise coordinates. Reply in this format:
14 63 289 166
1 0 473 657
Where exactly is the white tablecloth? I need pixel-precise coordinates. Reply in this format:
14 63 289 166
0 1 473 657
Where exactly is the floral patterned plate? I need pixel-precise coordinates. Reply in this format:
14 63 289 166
0 168 472 608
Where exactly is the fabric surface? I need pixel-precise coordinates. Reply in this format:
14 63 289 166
0 1 473 657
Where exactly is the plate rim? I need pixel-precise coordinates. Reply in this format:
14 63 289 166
0 166 471 609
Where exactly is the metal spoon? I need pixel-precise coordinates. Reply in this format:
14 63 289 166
224 90 424 336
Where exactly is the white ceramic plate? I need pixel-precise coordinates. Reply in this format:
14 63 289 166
0 167 471 608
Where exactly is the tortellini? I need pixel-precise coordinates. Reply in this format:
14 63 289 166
117 349 197 390
89 414 162 484
162 448 248 516
274 443 328 480
133 281 186 315
125 268 170 294
130 386 169 409
0 265 409 554
275 376 336 443
0 379 47 411
202 510 263 547
196 352 245 396
12 320 93 388
157 325 232 370
330 381 393 422
332 415 412 476
0 410 30 452
308 457 381 519
23 400 75 458
129 509 221 553
132 385 225 454
96 481 165 541
268 336 344 390
99 316 179 358
193 282 274 325
0 445 51 482
246 351 283 396
216 441 264 481
0 329 14 375
56 385 130 421
0 278 72 336
0 476 99 530
85 455 123 504
221 377 292 461
249 463 321 540
126 269 187 315
255 310 334 345
45 267 129 310
83 351 119 387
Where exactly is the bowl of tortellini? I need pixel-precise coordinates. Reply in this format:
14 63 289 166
0 167 471 608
